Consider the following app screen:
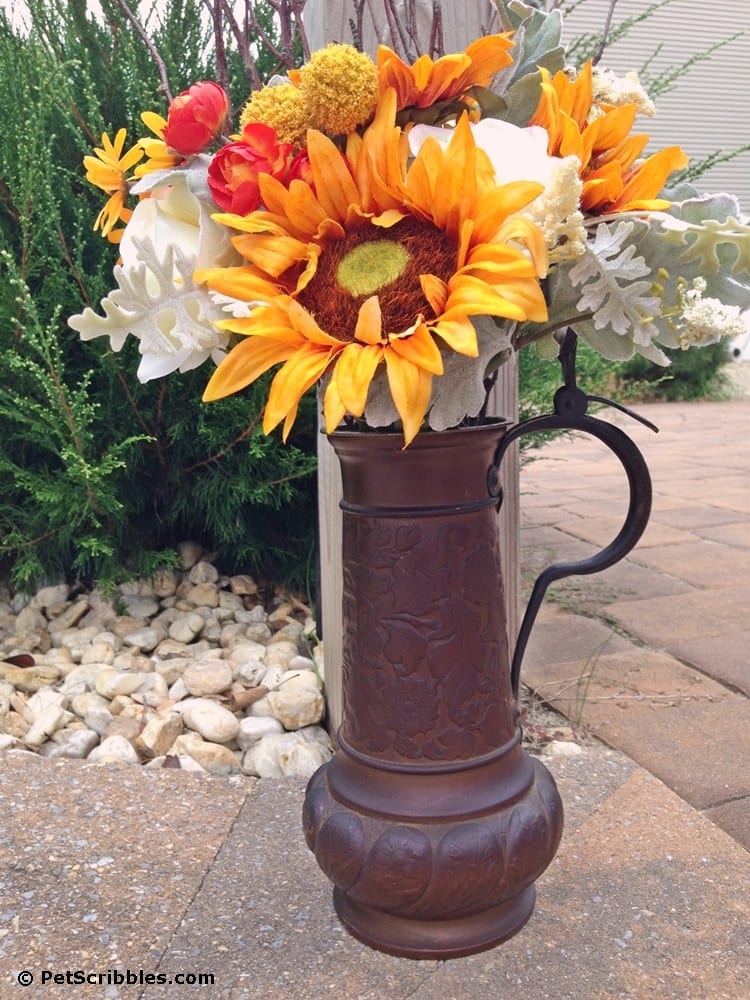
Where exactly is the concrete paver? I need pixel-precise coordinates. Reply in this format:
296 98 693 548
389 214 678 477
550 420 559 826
649 504 746 530
412 771 750 1000
5 749 749 1000
670 630 750 696
0 754 250 998
605 585 750 646
521 394 750 854
694 521 750 546
628 540 750 589
554 514 699 548
705 798 750 852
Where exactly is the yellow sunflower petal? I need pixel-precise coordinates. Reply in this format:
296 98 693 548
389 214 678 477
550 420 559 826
556 60 593 128
430 314 479 356
611 145 689 211
496 218 548 277
232 232 311 277
330 341 384 415
377 34 513 110
202 336 296 402
483 279 549 324
589 104 638 158
284 178 342 239
420 273 449 316
264 344 340 438
194 265 280 303
286 298 346 347
443 274 545 324
581 163 625 212
353 295 384 345
387 322 444 375
215 302 307 345
384 351 433 446
376 46 418 107
356 88 407 212
596 133 649 172
141 110 167 136
323 375 347 434
471 182 545 245
529 73 560 149
461 241 540 277
461 34 515 88
307 129 361 222
434 115 482 232
557 111 586 161
402 144 439 220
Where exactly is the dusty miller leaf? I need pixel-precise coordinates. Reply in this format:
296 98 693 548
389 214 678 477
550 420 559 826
427 317 514 431
655 194 750 277
68 236 229 379
492 1 565 125
568 221 660 340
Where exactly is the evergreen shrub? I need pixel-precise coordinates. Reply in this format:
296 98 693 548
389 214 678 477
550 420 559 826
616 341 732 401
0 0 317 594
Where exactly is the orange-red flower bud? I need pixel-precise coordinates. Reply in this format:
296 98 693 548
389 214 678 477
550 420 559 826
163 81 229 156
207 123 295 214
287 150 313 186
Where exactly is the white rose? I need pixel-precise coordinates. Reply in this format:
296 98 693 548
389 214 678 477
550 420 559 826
408 119 556 186
70 174 241 381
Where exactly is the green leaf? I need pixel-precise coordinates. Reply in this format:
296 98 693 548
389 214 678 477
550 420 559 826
656 195 750 278
491 1 565 126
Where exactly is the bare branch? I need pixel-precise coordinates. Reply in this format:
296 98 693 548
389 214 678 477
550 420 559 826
373 0 415 59
359 0 448 60
350 0 367 49
200 0 231 100
293 0 312 60
481 0 500 36
112 0 174 102
428 0 443 58
209 0 262 92
592 0 620 65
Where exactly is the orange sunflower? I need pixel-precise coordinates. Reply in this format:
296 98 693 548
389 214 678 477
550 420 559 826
377 33 515 110
198 91 548 445
84 128 144 242
529 61 688 213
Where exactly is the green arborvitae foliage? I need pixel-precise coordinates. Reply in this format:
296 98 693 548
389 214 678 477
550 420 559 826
0 1 317 594
617 341 732 402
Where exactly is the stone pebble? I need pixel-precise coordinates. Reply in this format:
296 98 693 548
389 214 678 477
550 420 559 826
0 547 331 779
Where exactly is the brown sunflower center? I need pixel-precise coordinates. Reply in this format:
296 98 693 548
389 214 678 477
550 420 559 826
297 217 457 341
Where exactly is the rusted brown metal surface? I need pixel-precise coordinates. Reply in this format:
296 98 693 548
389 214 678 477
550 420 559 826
303 423 564 959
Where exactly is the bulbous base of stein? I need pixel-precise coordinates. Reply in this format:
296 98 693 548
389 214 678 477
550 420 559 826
332 885 536 960
303 739 563 960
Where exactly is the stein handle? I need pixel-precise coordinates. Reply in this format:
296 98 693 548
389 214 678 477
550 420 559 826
488 373 657 704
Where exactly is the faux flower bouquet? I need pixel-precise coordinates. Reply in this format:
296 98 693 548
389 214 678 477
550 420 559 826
70 2 750 445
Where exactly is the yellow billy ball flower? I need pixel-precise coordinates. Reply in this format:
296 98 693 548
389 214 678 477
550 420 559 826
239 83 309 149
297 43 379 135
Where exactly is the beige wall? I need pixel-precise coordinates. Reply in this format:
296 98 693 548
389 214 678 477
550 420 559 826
563 0 750 211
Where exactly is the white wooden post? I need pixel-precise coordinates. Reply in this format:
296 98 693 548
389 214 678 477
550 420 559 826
306 0 521 731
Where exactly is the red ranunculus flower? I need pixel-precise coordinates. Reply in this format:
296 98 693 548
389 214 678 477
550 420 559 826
287 150 313 186
207 123 295 214
163 81 229 156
